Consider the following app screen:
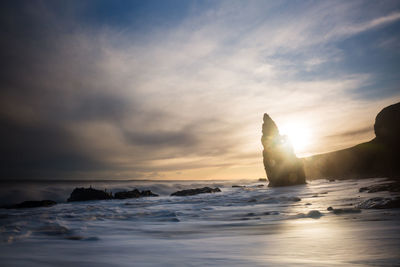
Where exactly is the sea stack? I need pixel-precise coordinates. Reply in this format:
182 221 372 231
261 113 306 187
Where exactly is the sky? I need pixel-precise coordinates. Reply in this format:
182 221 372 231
0 0 399 181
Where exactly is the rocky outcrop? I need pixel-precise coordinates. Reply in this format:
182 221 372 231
67 187 159 201
304 102 400 180
170 187 221 196
261 113 306 187
374 102 400 144
357 197 400 209
114 189 158 199
67 187 113 202
2 200 57 209
327 207 361 214
359 181 400 193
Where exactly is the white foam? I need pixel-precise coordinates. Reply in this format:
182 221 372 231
0 178 399 266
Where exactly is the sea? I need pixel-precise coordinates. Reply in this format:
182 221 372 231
0 178 399 266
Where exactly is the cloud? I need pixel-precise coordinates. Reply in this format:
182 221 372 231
327 11 400 40
325 126 374 140
0 1 399 180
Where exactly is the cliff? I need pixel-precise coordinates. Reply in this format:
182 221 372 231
304 102 400 180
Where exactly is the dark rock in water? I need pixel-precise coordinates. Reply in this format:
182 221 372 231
114 189 158 199
65 236 84 241
232 185 245 188
2 200 57 209
329 179 335 182
289 196 301 202
67 187 112 202
357 197 400 209
140 190 159 197
304 102 400 180
114 189 141 199
327 207 361 214
359 182 400 193
264 211 279 215
171 187 221 196
306 210 323 218
37 225 70 236
67 187 158 202
261 113 306 187
297 210 323 219
258 178 267 182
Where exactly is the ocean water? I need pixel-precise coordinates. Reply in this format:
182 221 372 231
0 178 399 266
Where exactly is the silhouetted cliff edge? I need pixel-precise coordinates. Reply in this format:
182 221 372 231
304 102 400 180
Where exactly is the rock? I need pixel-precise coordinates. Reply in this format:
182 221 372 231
2 200 57 209
67 187 158 202
140 190 159 197
306 210 323 219
357 197 400 209
359 182 400 193
170 187 221 196
114 189 158 199
232 185 245 188
114 189 141 199
289 196 301 202
297 210 323 219
374 102 400 144
261 113 306 187
304 102 400 180
258 178 267 182
67 187 113 202
65 236 84 240
327 207 361 214
264 211 279 215
37 225 70 236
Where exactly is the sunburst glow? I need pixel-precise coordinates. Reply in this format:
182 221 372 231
279 122 312 156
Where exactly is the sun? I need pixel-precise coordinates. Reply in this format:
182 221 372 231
279 122 312 156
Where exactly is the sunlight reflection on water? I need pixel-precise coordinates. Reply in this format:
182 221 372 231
0 178 399 266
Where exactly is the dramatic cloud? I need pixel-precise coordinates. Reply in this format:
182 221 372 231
0 0 399 180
